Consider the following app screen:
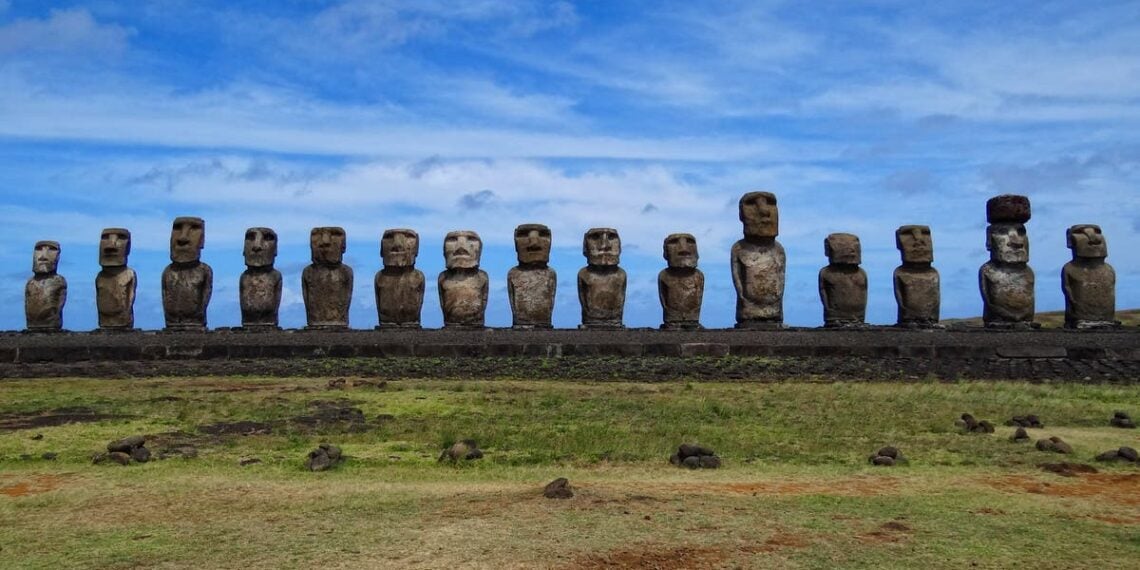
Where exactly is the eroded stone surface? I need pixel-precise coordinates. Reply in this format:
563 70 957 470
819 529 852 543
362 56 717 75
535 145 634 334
1063 224 1117 329
240 227 282 329
375 229 425 328
508 224 556 329
25 241 66 331
819 233 867 327
980 197 1035 328
731 191 785 328
659 233 703 330
162 217 212 331
303 227 352 329
578 228 626 329
893 225 940 327
96 228 136 331
439 231 488 328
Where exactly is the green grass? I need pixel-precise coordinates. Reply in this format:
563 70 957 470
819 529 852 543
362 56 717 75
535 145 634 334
2 377 1139 569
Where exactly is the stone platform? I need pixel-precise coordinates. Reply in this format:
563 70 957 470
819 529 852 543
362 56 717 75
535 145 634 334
0 327 1137 381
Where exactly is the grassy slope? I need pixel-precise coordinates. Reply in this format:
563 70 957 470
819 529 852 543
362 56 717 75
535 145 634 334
1 377 1139 569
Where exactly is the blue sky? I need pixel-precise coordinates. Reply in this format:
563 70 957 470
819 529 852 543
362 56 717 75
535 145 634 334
1 0 1137 330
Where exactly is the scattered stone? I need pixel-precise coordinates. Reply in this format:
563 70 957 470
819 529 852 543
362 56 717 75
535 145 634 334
109 451 131 465
869 446 906 466
960 413 995 433
305 443 344 472
1040 462 1098 477
239 457 261 467
1095 450 1121 462
91 452 108 464
1006 415 1044 428
1118 446 1138 462
671 443 721 469
1036 436 1072 454
129 446 151 463
31 433 43 440
41 452 57 460
543 477 573 499
438 440 483 463
1110 411 1136 429
1011 427 1030 442
107 435 146 453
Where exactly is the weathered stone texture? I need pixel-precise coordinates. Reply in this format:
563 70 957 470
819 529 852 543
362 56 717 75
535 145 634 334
25 241 66 331
509 224 556 329
819 233 867 327
375 229 425 328
578 228 626 329
162 217 212 331
303 227 352 329
658 233 703 329
96 228 136 330
893 225 940 327
731 191 785 327
1063 224 1117 329
240 227 281 329
439 230 488 328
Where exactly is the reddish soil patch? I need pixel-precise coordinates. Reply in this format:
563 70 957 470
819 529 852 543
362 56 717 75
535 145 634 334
0 407 126 431
749 532 811 553
1087 515 1140 525
1039 462 1099 477
569 545 727 570
671 476 898 498
972 507 1006 516
858 520 912 543
989 473 1140 505
0 474 69 497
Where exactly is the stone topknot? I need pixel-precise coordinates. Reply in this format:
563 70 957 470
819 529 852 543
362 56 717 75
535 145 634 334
986 194 1031 224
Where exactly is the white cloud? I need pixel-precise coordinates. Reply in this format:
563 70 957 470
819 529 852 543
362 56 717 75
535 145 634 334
0 8 133 57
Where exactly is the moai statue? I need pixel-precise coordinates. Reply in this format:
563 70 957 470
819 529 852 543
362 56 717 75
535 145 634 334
577 228 626 329
731 191 785 329
1062 224 1118 329
438 230 488 328
819 233 868 328
979 195 1035 328
302 227 353 329
658 233 704 330
508 224 556 329
893 225 940 328
374 228 425 328
25 241 67 331
239 227 282 330
162 216 212 331
95 228 136 331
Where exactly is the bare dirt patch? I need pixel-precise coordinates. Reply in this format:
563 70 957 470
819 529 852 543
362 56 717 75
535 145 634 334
0 474 71 497
1086 515 1140 525
197 420 273 436
989 473 1140 505
1039 462 1099 477
670 476 899 498
748 532 811 553
0 407 127 431
568 545 727 570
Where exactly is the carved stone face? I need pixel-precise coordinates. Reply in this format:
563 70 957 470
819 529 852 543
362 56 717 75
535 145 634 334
99 227 131 268
739 191 779 239
243 227 278 268
825 233 861 265
987 223 1029 263
381 228 419 268
170 217 206 264
1067 224 1107 259
896 225 933 264
514 224 552 265
583 228 620 267
310 227 347 265
663 233 698 269
444 230 482 269
32 241 60 275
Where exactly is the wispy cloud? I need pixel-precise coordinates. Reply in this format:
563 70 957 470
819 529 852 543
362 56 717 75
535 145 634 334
0 8 133 58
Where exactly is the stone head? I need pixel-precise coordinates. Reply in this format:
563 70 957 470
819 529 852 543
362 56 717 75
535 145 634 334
170 216 206 264
243 227 278 268
663 233 698 269
824 233 861 265
381 228 419 268
514 224 552 265
310 227 347 265
739 191 779 239
986 223 1029 264
1067 224 1107 259
583 228 620 267
443 230 482 270
896 225 933 264
32 240 60 275
99 227 131 268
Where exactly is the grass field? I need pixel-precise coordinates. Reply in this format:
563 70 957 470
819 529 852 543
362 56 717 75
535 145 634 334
2 377 1139 569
